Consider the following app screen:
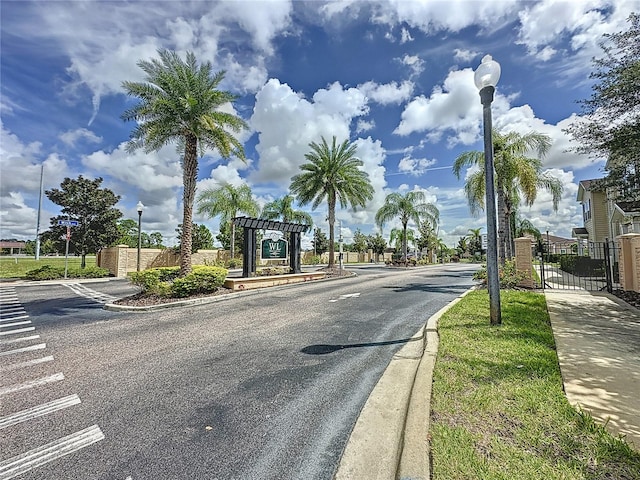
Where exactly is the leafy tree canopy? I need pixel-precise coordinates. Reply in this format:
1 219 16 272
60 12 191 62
175 223 214 253
44 175 122 267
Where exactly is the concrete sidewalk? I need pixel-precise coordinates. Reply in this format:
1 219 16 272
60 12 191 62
545 290 640 449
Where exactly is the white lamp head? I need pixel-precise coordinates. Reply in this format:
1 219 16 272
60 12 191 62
136 201 144 213
474 54 501 90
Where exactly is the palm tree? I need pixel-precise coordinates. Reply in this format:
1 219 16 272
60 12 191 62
290 136 374 268
375 191 439 264
515 216 542 241
196 183 258 258
260 194 313 231
390 227 416 253
466 227 483 257
452 130 562 262
122 49 247 276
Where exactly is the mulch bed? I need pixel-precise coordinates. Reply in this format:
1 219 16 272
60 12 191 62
611 289 640 310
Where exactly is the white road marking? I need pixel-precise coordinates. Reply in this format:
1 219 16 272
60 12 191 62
0 343 46 358
0 327 35 337
0 321 31 329
0 335 40 345
0 355 54 373
329 292 361 302
0 307 25 313
0 372 63 396
0 424 104 479
63 283 116 304
0 394 81 430
0 316 29 323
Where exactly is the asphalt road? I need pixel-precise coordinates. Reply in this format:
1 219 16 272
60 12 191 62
1 264 478 480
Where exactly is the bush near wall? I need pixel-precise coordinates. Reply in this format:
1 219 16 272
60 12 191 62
129 265 228 298
25 265 110 280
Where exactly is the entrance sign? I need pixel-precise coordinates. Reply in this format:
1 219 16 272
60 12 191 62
57 220 79 226
261 238 288 259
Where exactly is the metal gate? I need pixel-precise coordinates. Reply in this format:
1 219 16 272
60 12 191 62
539 240 620 292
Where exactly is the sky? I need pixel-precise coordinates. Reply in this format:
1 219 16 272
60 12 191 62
1 0 636 250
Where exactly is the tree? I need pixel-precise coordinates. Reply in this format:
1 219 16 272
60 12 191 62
44 175 122 268
453 130 562 262
290 136 374 268
149 232 164 248
466 227 483 257
565 14 640 201
390 227 416 253
375 191 439 263
456 237 469 258
197 183 258 258
175 223 214 253
312 228 329 256
515 216 542 241
260 194 313 230
114 219 139 247
366 233 387 262
122 49 247 277
352 228 368 254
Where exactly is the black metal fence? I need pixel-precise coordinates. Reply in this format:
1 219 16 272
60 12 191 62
539 240 620 292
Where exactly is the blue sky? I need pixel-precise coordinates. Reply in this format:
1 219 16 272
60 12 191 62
1 1 635 249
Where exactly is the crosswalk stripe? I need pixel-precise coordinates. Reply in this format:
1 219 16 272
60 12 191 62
0 316 28 323
0 307 24 313
0 327 36 337
0 335 40 345
0 321 31 329
0 394 80 430
0 373 64 396
0 424 104 479
0 355 54 374
0 344 46 358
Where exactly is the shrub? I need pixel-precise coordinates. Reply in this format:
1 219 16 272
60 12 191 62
169 265 228 297
227 258 241 268
473 260 530 289
25 265 64 280
25 264 110 280
256 266 289 276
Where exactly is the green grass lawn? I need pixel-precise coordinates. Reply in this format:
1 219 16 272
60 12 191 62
430 290 640 479
0 256 96 279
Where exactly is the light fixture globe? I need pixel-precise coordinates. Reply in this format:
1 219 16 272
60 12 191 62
136 201 144 214
474 54 501 90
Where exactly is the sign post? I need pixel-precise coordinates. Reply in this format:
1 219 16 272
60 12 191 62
58 220 79 279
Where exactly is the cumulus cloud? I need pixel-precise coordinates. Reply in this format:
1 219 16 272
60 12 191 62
400 27 414 43
394 68 481 145
358 80 414 105
399 54 425 77
453 48 479 63
397 156 437 176
250 79 369 185
356 119 375 133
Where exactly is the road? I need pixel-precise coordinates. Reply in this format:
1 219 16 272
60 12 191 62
1 263 478 480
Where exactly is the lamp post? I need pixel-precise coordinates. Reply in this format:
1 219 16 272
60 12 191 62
136 201 144 272
474 54 502 325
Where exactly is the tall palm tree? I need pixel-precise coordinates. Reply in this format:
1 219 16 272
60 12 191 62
452 130 562 262
260 194 313 231
375 191 439 264
290 136 374 268
196 183 258 258
122 49 247 276
466 227 483 256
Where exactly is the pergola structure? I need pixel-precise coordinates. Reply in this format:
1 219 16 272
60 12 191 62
232 216 309 277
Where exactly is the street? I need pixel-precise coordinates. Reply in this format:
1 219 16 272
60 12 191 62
1 264 478 479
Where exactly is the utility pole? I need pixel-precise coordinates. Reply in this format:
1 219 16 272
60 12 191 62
35 164 44 260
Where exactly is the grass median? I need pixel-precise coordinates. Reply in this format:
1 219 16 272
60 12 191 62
430 289 640 480
0 256 95 279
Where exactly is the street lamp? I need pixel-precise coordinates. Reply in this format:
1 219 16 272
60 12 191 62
136 201 144 272
474 54 502 325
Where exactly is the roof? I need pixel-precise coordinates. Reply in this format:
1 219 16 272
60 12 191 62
572 227 589 238
615 200 640 216
577 178 605 202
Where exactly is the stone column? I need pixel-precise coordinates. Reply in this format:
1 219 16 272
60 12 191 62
514 237 534 288
618 233 640 292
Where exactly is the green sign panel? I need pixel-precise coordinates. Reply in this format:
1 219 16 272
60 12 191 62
261 238 288 259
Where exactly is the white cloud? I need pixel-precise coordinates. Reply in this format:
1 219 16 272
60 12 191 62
59 128 102 147
453 48 479 63
397 156 437 176
400 27 413 43
394 68 481 145
356 119 375 133
250 79 369 185
399 54 425 77
358 80 414 105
